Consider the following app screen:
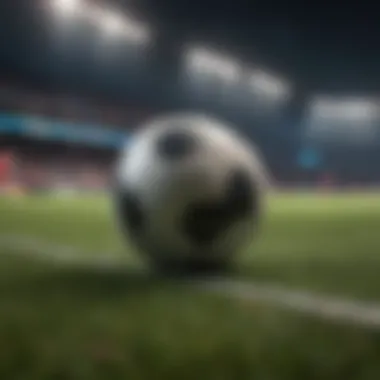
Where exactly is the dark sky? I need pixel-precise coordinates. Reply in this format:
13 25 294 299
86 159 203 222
141 0 380 93
1 0 379 96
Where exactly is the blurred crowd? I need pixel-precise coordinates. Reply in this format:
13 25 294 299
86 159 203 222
0 139 114 194
1 80 380 193
0 80 153 128
0 80 138 194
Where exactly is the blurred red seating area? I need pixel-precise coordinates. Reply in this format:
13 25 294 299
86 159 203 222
0 140 115 194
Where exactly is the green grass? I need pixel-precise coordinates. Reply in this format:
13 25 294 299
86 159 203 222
2 192 380 300
243 192 380 300
1 192 380 379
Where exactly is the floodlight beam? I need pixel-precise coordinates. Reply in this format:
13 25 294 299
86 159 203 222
52 0 81 16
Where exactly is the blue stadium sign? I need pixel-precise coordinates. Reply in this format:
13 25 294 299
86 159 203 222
0 113 129 148
297 147 323 170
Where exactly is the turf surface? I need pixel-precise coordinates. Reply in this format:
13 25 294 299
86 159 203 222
0 192 380 379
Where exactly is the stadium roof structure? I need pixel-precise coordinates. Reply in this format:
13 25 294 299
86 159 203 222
1 0 380 99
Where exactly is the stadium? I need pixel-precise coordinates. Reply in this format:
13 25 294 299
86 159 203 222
1 0 380 378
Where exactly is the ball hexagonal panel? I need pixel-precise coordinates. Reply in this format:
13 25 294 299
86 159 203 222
156 129 198 162
182 167 256 246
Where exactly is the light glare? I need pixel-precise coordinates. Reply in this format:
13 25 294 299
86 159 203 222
100 12 126 37
310 97 380 121
94 9 150 44
185 47 241 82
52 0 81 15
249 70 290 100
49 0 151 45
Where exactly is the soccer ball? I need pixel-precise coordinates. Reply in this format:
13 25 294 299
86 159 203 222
113 113 270 274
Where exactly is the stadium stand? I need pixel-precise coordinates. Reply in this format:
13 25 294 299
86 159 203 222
1 79 380 193
0 81 154 127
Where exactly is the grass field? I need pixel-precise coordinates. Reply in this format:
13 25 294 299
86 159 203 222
0 192 380 379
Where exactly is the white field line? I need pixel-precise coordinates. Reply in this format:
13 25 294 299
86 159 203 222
1 234 380 330
197 279 380 329
0 234 126 269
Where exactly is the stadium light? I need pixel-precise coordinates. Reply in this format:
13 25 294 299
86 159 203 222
248 70 291 101
51 0 82 16
310 97 380 121
93 8 151 44
49 0 151 45
99 11 126 37
305 96 380 146
184 46 241 83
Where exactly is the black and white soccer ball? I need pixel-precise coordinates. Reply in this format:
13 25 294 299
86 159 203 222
113 113 270 274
